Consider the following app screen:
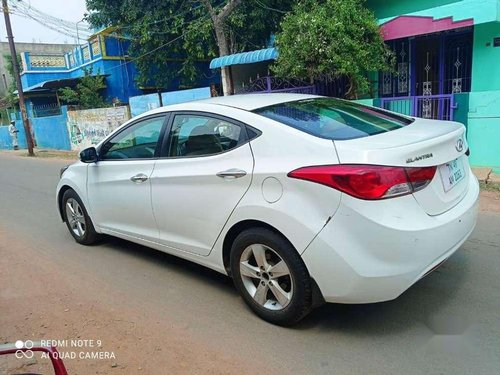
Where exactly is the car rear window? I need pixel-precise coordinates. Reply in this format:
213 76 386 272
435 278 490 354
252 98 413 140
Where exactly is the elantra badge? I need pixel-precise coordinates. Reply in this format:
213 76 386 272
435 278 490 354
406 153 433 164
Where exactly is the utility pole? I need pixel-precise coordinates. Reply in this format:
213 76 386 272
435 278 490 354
76 18 84 45
2 0 35 155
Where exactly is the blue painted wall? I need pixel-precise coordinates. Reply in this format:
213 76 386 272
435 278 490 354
0 121 27 150
101 60 143 103
21 58 142 105
0 106 71 151
105 37 131 57
129 93 161 117
20 29 220 107
31 106 71 150
161 87 211 105
129 87 212 118
1 85 210 150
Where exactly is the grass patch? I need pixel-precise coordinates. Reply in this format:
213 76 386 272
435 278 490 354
480 181 500 192
21 149 79 160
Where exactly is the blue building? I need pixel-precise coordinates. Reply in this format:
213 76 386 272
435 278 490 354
19 27 219 113
20 27 142 109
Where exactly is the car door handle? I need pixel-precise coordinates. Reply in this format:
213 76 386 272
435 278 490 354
130 173 149 183
216 169 247 179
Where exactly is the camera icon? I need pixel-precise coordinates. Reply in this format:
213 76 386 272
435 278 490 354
15 340 34 359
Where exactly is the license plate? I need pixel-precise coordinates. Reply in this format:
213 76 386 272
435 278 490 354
439 158 465 192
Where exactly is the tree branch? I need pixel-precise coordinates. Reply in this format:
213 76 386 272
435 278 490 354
218 0 243 22
202 0 243 23
201 0 217 23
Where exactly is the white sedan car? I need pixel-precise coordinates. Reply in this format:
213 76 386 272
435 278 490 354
57 94 479 325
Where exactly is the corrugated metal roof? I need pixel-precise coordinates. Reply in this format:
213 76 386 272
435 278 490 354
21 74 109 94
209 48 278 69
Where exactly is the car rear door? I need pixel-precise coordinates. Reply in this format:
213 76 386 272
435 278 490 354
87 114 168 241
150 112 255 256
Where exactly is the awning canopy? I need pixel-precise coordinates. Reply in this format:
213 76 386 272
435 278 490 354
21 75 108 94
380 15 473 41
209 48 278 69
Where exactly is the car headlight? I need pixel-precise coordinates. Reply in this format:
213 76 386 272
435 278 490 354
60 165 70 178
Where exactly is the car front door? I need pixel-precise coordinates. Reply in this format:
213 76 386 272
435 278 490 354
87 115 167 241
150 112 255 256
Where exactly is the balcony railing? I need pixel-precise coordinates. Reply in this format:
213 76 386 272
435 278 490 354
380 94 456 121
32 103 62 118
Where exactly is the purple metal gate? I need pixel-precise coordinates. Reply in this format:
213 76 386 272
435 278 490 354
380 94 455 121
236 76 316 95
378 28 471 122
379 30 472 98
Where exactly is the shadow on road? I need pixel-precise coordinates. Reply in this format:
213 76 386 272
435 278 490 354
99 234 235 290
88 234 470 336
297 251 470 334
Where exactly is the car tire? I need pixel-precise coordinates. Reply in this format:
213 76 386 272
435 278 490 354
230 227 312 326
62 189 100 245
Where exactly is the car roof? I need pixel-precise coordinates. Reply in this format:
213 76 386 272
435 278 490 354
194 93 321 111
130 93 323 122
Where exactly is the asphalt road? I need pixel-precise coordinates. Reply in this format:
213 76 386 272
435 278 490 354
1 153 499 374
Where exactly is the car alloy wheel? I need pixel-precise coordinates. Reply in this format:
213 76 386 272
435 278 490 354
230 228 313 325
65 197 86 238
239 244 294 310
62 189 100 245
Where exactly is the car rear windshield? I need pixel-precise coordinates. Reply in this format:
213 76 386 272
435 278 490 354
252 98 413 140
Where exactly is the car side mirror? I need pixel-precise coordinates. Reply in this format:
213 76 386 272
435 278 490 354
79 147 99 163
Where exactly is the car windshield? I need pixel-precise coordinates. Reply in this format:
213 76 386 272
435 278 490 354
252 98 413 140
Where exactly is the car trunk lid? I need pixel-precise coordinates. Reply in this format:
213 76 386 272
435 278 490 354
333 118 469 215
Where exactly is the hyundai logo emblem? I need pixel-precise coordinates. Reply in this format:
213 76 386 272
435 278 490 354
455 138 464 152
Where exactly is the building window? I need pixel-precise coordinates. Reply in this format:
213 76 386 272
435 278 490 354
68 53 75 67
91 38 101 57
444 32 473 94
382 71 392 95
82 46 90 61
30 54 66 68
379 39 409 97
397 41 409 93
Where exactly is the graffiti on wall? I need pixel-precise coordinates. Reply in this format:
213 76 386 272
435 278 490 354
67 106 130 150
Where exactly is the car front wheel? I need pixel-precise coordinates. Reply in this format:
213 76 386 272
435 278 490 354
230 227 312 326
62 189 100 245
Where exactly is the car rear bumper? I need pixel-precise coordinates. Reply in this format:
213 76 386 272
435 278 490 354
302 173 479 304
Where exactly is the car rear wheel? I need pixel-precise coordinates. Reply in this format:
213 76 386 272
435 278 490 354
230 227 312 326
62 189 100 245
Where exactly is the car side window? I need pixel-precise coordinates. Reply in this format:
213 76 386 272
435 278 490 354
100 116 165 160
167 114 244 157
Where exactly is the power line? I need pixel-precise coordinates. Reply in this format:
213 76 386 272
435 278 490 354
105 2 226 43
8 0 91 40
227 27 267 51
26 2 222 76
115 3 204 32
112 0 229 33
104 13 213 74
10 0 90 31
253 0 288 14
9 11 91 40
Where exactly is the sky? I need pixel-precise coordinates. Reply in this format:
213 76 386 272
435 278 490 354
0 0 89 45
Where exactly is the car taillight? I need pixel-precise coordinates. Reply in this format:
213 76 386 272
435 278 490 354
287 165 437 200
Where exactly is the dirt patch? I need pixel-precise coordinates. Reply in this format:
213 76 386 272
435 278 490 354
0 228 261 375
30 149 79 160
0 149 79 161
479 190 500 213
